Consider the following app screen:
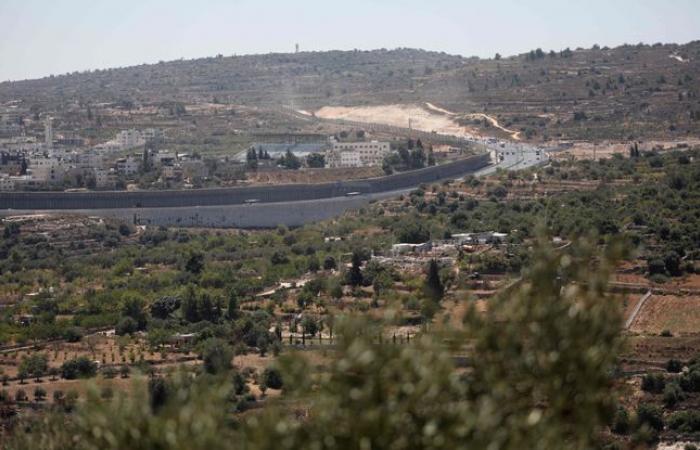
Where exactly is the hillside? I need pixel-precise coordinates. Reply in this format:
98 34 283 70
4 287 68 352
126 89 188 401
2 43 700 140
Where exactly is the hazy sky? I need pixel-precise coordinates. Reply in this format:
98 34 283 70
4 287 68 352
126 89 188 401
1 0 699 81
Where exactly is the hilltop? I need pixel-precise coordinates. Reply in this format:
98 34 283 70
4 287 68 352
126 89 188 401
2 43 700 140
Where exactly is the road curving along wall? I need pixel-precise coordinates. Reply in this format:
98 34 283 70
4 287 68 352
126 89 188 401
0 153 490 211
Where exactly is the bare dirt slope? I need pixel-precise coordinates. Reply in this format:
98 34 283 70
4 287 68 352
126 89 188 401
315 104 477 138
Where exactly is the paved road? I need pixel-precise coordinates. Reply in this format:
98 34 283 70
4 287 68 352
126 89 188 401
0 136 548 228
475 140 548 176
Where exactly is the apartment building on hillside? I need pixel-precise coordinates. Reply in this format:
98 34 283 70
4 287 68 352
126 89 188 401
325 140 390 168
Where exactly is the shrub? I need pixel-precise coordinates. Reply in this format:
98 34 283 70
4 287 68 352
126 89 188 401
19 353 48 381
53 390 64 403
394 221 430 244
611 406 630 435
149 377 170 412
663 381 684 407
199 338 233 375
15 389 27 402
323 256 337 270
667 410 700 432
680 369 700 392
115 317 138 336
666 359 683 373
102 366 118 379
61 357 98 380
330 283 343 300
64 390 79 412
262 367 283 390
636 403 663 431
34 387 47 402
270 251 289 265
641 373 665 393
650 273 669 285
62 327 84 343
647 258 666 276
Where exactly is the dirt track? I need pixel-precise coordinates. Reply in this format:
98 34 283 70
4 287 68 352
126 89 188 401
424 103 521 140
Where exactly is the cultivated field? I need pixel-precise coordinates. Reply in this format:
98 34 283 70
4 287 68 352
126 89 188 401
630 295 700 335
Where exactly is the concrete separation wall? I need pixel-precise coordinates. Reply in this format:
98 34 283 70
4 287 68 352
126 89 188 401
10 195 383 228
0 154 489 210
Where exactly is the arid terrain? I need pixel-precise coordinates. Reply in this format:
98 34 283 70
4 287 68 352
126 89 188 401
3 43 700 143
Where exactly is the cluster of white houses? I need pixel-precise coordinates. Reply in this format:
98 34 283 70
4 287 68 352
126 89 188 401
0 125 208 191
1 107 393 191
390 232 510 257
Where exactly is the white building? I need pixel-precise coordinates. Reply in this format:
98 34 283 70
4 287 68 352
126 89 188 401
92 168 115 189
0 174 15 191
116 155 141 176
1 175 33 190
151 150 176 167
142 128 165 143
161 165 183 180
325 141 390 168
93 141 122 153
116 129 145 150
28 157 66 184
452 232 508 245
77 151 107 170
391 242 432 257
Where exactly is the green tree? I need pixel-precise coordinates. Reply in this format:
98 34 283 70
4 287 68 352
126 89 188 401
330 282 343 300
262 367 283 390
61 357 97 380
323 256 337 270
395 220 430 243
226 294 240 321
19 353 48 382
15 389 27 403
150 296 180 320
121 296 147 330
346 251 363 287
306 153 325 168
301 316 318 337
120 365 131 379
612 406 630 435
149 377 170 412
115 317 138 336
423 259 444 301
33 387 47 402
185 252 205 275
199 338 233 375
279 149 301 170
636 403 663 432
